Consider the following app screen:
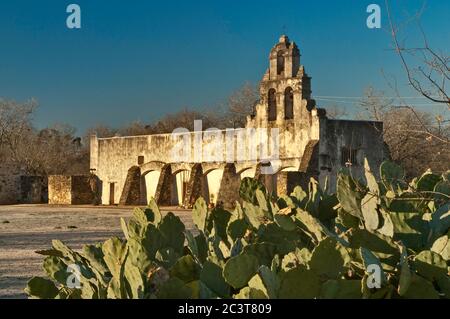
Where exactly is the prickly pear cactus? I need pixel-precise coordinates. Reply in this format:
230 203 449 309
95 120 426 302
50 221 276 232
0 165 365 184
26 160 450 299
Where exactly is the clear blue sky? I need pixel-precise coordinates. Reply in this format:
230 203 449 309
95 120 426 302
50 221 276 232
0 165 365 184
0 0 448 134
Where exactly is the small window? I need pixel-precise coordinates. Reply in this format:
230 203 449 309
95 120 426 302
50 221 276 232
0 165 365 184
138 156 145 165
284 87 294 119
277 51 285 75
341 147 358 167
268 89 277 121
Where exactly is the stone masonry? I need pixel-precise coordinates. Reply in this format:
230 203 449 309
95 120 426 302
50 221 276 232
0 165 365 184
48 175 94 205
89 35 388 208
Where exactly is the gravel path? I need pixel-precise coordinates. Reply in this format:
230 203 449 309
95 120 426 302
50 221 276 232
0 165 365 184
0 205 193 299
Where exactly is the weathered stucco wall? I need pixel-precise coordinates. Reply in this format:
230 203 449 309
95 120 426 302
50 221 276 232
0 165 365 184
48 175 94 205
91 126 292 206
318 119 387 193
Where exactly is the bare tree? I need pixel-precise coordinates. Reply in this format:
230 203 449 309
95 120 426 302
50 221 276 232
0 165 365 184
11 123 88 176
384 109 449 178
358 88 449 178
85 125 116 139
385 0 449 109
224 82 259 128
0 99 36 163
118 121 152 136
357 87 394 122
325 105 349 120
381 0 450 174
0 99 90 176
147 108 223 134
84 82 259 140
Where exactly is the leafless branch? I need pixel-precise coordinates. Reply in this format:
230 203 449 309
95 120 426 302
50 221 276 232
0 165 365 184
385 0 450 108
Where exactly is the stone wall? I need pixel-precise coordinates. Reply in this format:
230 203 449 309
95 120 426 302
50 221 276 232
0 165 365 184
71 176 95 205
318 119 387 193
154 164 173 206
183 163 203 208
20 176 48 204
0 174 21 204
216 164 241 209
90 125 294 205
48 176 71 205
0 170 48 204
48 175 94 205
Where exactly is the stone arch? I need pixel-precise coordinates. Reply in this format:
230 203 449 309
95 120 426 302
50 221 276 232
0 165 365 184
280 166 297 172
141 170 161 205
201 162 223 175
236 166 257 180
171 162 192 175
284 87 294 119
140 161 165 176
277 51 285 75
202 167 224 206
172 168 191 206
268 88 277 121
139 161 166 205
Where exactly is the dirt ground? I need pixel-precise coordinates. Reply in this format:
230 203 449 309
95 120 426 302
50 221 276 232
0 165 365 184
0 205 193 299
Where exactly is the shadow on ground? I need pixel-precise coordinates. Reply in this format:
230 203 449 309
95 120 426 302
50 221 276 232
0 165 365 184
0 205 193 299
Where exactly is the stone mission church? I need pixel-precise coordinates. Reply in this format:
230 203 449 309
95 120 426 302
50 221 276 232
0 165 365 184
84 35 387 208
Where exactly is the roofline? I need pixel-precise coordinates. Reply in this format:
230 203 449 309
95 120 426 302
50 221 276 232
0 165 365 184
326 119 383 124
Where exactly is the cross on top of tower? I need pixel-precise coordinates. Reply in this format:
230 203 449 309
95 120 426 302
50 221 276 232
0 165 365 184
279 34 289 43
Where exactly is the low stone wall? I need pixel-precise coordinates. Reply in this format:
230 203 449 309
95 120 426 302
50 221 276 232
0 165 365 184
71 176 95 205
0 174 21 204
0 174 48 205
48 175 94 205
20 176 48 204
48 176 71 204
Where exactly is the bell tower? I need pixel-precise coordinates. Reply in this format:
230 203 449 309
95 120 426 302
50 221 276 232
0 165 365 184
269 35 300 80
248 35 315 128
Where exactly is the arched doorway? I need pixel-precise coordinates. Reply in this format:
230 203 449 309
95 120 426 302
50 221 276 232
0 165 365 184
203 168 223 206
172 170 191 206
139 161 166 205
141 170 161 204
